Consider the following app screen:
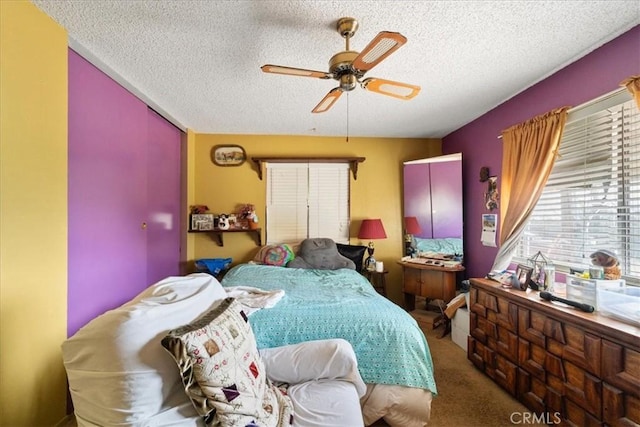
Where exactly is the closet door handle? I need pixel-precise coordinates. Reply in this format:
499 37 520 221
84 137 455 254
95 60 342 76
141 222 147 229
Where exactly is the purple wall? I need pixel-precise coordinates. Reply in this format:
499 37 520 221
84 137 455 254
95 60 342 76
443 25 640 279
68 50 182 336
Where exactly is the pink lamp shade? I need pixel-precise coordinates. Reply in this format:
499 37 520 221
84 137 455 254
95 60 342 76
358 219 387 240
404 216 422 235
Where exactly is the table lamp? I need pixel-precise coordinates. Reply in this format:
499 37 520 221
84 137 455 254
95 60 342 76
404 216 422 257
358 219 387 271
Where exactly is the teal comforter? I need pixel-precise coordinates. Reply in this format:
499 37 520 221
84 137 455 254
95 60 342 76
221 264 437 393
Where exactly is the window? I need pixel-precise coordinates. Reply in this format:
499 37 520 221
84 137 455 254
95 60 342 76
516 90 639 284
266 162 350 244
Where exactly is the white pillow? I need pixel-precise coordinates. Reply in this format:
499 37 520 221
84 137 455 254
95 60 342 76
62 273 226 427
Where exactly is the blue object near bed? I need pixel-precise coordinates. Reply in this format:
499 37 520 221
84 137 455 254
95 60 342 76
221 264 437 394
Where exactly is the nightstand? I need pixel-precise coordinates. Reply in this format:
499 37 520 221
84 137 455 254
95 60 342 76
362 270 388 296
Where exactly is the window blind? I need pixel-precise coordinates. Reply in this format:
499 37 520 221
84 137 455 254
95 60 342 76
516 91 639 283
266 162 350 244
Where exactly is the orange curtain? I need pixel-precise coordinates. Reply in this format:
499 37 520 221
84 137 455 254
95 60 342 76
491 107 569 271
621 75 640 109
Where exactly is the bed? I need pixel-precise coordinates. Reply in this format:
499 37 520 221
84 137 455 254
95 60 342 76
221 263 437 426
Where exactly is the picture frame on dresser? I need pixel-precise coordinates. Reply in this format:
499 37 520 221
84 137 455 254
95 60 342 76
515 264 533 290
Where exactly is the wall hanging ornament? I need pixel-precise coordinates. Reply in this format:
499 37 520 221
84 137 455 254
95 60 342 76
479 166 490 182
485 176 499 211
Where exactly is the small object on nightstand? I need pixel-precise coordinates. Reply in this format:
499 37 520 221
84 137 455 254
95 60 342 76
363 269 388 296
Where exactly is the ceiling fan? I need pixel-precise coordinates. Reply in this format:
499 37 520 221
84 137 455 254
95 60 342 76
261 17 421 113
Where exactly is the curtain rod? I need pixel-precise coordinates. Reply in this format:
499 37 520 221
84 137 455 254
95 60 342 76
497 87 629 140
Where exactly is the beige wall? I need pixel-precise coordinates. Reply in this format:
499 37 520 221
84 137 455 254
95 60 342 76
191 134 441 305
0 1 69 425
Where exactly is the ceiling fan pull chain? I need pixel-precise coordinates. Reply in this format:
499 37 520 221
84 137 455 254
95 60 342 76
346 93 350 143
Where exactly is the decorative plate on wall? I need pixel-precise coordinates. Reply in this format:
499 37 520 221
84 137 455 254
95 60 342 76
211 144 246 166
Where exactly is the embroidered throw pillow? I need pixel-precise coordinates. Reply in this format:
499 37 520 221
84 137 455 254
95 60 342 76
161 298 293 427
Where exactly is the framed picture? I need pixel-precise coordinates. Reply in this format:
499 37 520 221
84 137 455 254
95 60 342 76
515 264 533 290
191 214 215 231
211 144 246 167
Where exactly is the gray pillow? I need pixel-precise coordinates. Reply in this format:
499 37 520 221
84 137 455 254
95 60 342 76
287 238 355 270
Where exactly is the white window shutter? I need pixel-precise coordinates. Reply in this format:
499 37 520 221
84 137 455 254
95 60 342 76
266 163 308 244
266 162 350 245
308 163 350 243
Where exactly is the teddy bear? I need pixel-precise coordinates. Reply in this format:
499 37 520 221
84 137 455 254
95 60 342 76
217 214 230 230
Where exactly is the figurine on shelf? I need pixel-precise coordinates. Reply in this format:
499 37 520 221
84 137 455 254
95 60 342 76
238 203 259 229
248 210 259 230
217 214 230 230
189 204 209 214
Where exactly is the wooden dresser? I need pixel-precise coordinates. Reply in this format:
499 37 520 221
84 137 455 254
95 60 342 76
468 278 640 426
398 260 464 310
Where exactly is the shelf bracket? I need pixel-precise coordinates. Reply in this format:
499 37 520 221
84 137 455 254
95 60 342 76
189 229 262 247
251 157 366 181
212 231 224 246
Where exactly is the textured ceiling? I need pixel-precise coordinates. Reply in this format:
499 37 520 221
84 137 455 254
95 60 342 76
33 1 640 138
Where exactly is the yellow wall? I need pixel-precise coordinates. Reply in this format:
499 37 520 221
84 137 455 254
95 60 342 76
0 1 68 425
192 134 441 305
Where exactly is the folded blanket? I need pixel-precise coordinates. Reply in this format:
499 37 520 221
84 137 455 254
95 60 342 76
224 285 285 315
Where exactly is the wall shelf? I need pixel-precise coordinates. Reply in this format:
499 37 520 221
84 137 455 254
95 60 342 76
251 157 366 180
188 228 262 246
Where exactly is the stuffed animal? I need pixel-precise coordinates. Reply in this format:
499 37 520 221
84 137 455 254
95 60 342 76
590 249 621 280
217 214 230 230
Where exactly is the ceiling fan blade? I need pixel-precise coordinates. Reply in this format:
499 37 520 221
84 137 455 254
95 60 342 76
312 88 343 113
362 78 420 100
261 64 331 79
351 31 407 73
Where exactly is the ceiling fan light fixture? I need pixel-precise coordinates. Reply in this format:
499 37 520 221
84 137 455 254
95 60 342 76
339 74 357 91
261 19 417 113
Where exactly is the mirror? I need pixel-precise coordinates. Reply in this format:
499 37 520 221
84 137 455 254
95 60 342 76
403 153 463 259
